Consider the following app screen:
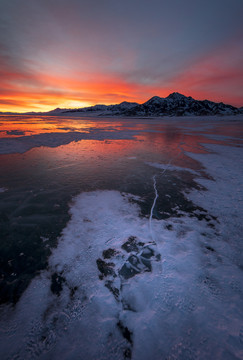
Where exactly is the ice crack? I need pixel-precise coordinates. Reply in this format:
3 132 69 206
149 175 158 242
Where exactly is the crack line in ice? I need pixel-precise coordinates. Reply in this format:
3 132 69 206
149 175 158 242
149 140 185 243
148 162 170 242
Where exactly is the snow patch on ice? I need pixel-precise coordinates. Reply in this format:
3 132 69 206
0 129 139 155
185 143 243 258
0 191 163 359
0 182 242 359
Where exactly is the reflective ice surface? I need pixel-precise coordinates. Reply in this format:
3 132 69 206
0 115 242 359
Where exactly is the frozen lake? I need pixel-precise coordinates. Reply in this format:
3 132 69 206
0 115 243 359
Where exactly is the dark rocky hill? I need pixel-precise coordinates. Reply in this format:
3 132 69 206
60 92 242 117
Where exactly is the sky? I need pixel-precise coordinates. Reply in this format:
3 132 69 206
0 0 242 112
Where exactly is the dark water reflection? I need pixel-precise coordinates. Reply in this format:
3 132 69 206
0 115 242 304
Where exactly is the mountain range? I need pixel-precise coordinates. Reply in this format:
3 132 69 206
46 92 243 117
1 92 243 117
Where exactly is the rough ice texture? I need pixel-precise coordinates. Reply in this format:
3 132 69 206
0 118 242 359
1 148 243 360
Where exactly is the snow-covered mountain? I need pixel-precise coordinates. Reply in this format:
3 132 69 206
50 92 242 117
14 93 242 117
60 101 139 116
122 92 242 116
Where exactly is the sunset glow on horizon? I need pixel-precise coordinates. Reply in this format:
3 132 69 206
0 0 242 113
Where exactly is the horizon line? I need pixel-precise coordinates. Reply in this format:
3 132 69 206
1 92 242 114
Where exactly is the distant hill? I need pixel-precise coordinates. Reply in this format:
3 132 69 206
1 93 243 116
49 92 243 116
